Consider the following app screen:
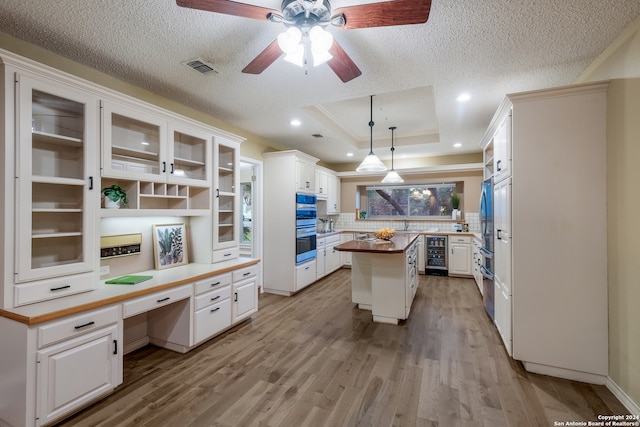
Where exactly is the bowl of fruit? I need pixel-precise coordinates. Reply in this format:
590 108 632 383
374 228 395 240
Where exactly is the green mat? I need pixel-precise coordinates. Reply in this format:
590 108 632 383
105 275 153 285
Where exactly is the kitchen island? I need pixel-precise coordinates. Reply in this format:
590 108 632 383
335 233 420 324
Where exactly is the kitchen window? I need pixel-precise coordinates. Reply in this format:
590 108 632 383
365 183 459 219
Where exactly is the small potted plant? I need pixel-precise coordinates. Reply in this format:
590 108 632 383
451 192 461 219
102 185 127 209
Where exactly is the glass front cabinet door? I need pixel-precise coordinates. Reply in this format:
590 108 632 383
101 100 165 181
16 73 98 282
102 101 211 187
213 138 239 252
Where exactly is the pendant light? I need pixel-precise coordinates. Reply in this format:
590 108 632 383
382 126 404 183
356 95 387 173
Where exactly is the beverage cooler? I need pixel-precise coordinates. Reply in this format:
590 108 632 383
424 235 448 276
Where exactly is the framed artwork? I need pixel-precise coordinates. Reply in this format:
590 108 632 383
152 223 188 270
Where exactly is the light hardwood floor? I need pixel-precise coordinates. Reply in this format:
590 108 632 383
56 269 628 427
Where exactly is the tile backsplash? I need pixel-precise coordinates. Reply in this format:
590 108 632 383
333 212 480 233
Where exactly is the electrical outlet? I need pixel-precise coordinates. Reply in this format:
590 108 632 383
100 265 110 276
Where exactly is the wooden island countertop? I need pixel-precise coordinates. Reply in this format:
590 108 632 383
334 232 420 254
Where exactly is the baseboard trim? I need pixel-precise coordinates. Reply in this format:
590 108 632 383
123 337 149 355
606 377 640 415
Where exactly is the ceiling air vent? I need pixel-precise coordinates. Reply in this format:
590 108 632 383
182 58 218 76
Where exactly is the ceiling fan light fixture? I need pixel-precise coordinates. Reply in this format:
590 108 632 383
277 26 302 54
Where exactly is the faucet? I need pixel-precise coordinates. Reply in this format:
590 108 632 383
403 218 409 231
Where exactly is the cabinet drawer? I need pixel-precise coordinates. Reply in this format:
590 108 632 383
14 272 96 307
194 286 230 311
326 234 341 245
213 247 239 263
194 299 231 344
194 273 232 295
232 264 259 282
295 260 316 291
450 235 471 244
38 305 119 348
122 284 192 318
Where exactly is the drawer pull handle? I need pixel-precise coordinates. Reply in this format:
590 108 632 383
74 321 95 330
210 307 220 313
50 285 71 292
224 253 232 257
211 296 220 301
243 272 251 276
211 281 221 287
157 297 170 303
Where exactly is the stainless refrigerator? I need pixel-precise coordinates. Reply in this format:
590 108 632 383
479 177 495 320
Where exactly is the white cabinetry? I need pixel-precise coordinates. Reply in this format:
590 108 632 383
326 172 340 214
481 82 609 383
316 236 326 279
213 138 240 261
13 68 99 305
295 260 316 292
37 321 120 426
0 305 121 427
193 273 232 344
101 100 213 215
315 233 341 279
325 234 341 275
263 151 319 295
369 238 419 324
232 264 258 322
493 178 512 354
448 235 472 277
315 168 328 199
493 113 511 184
296 156 316 192
340 233 353 267
472 238 483 294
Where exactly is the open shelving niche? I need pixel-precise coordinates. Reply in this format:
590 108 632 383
100 177 210 217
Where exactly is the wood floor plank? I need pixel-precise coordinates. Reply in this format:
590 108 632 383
55 269 629 427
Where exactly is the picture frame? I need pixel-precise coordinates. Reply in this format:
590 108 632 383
152 223 188 270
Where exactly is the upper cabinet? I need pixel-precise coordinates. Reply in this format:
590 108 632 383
493 112 512 184
296 156 316 193
212 138 240 259
101 100 211 187
15 72 98 284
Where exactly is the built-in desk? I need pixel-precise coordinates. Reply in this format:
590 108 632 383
0 258 260 427
335 233 420 324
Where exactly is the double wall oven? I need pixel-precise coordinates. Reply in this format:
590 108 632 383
295 193 317 264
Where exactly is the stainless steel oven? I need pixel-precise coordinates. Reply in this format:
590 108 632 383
296 193 317 264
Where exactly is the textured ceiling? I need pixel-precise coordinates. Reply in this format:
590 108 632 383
1 0 639 165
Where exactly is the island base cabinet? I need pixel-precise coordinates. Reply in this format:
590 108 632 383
371 253 409 324
351 253 372 309
36 324 120 426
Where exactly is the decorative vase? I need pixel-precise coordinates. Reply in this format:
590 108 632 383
452 209 458 220
104 198 121 209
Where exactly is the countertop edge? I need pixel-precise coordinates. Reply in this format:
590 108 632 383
1 258 260 326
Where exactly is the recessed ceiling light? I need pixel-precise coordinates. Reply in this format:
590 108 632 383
456 93 471 102
346 152 354 157
453 142 463 148
290 119 301 126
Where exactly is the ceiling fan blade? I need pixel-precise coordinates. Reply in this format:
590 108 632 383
242 40 283 74
332 0 431 30
327 41 362 83
177 0 281 21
